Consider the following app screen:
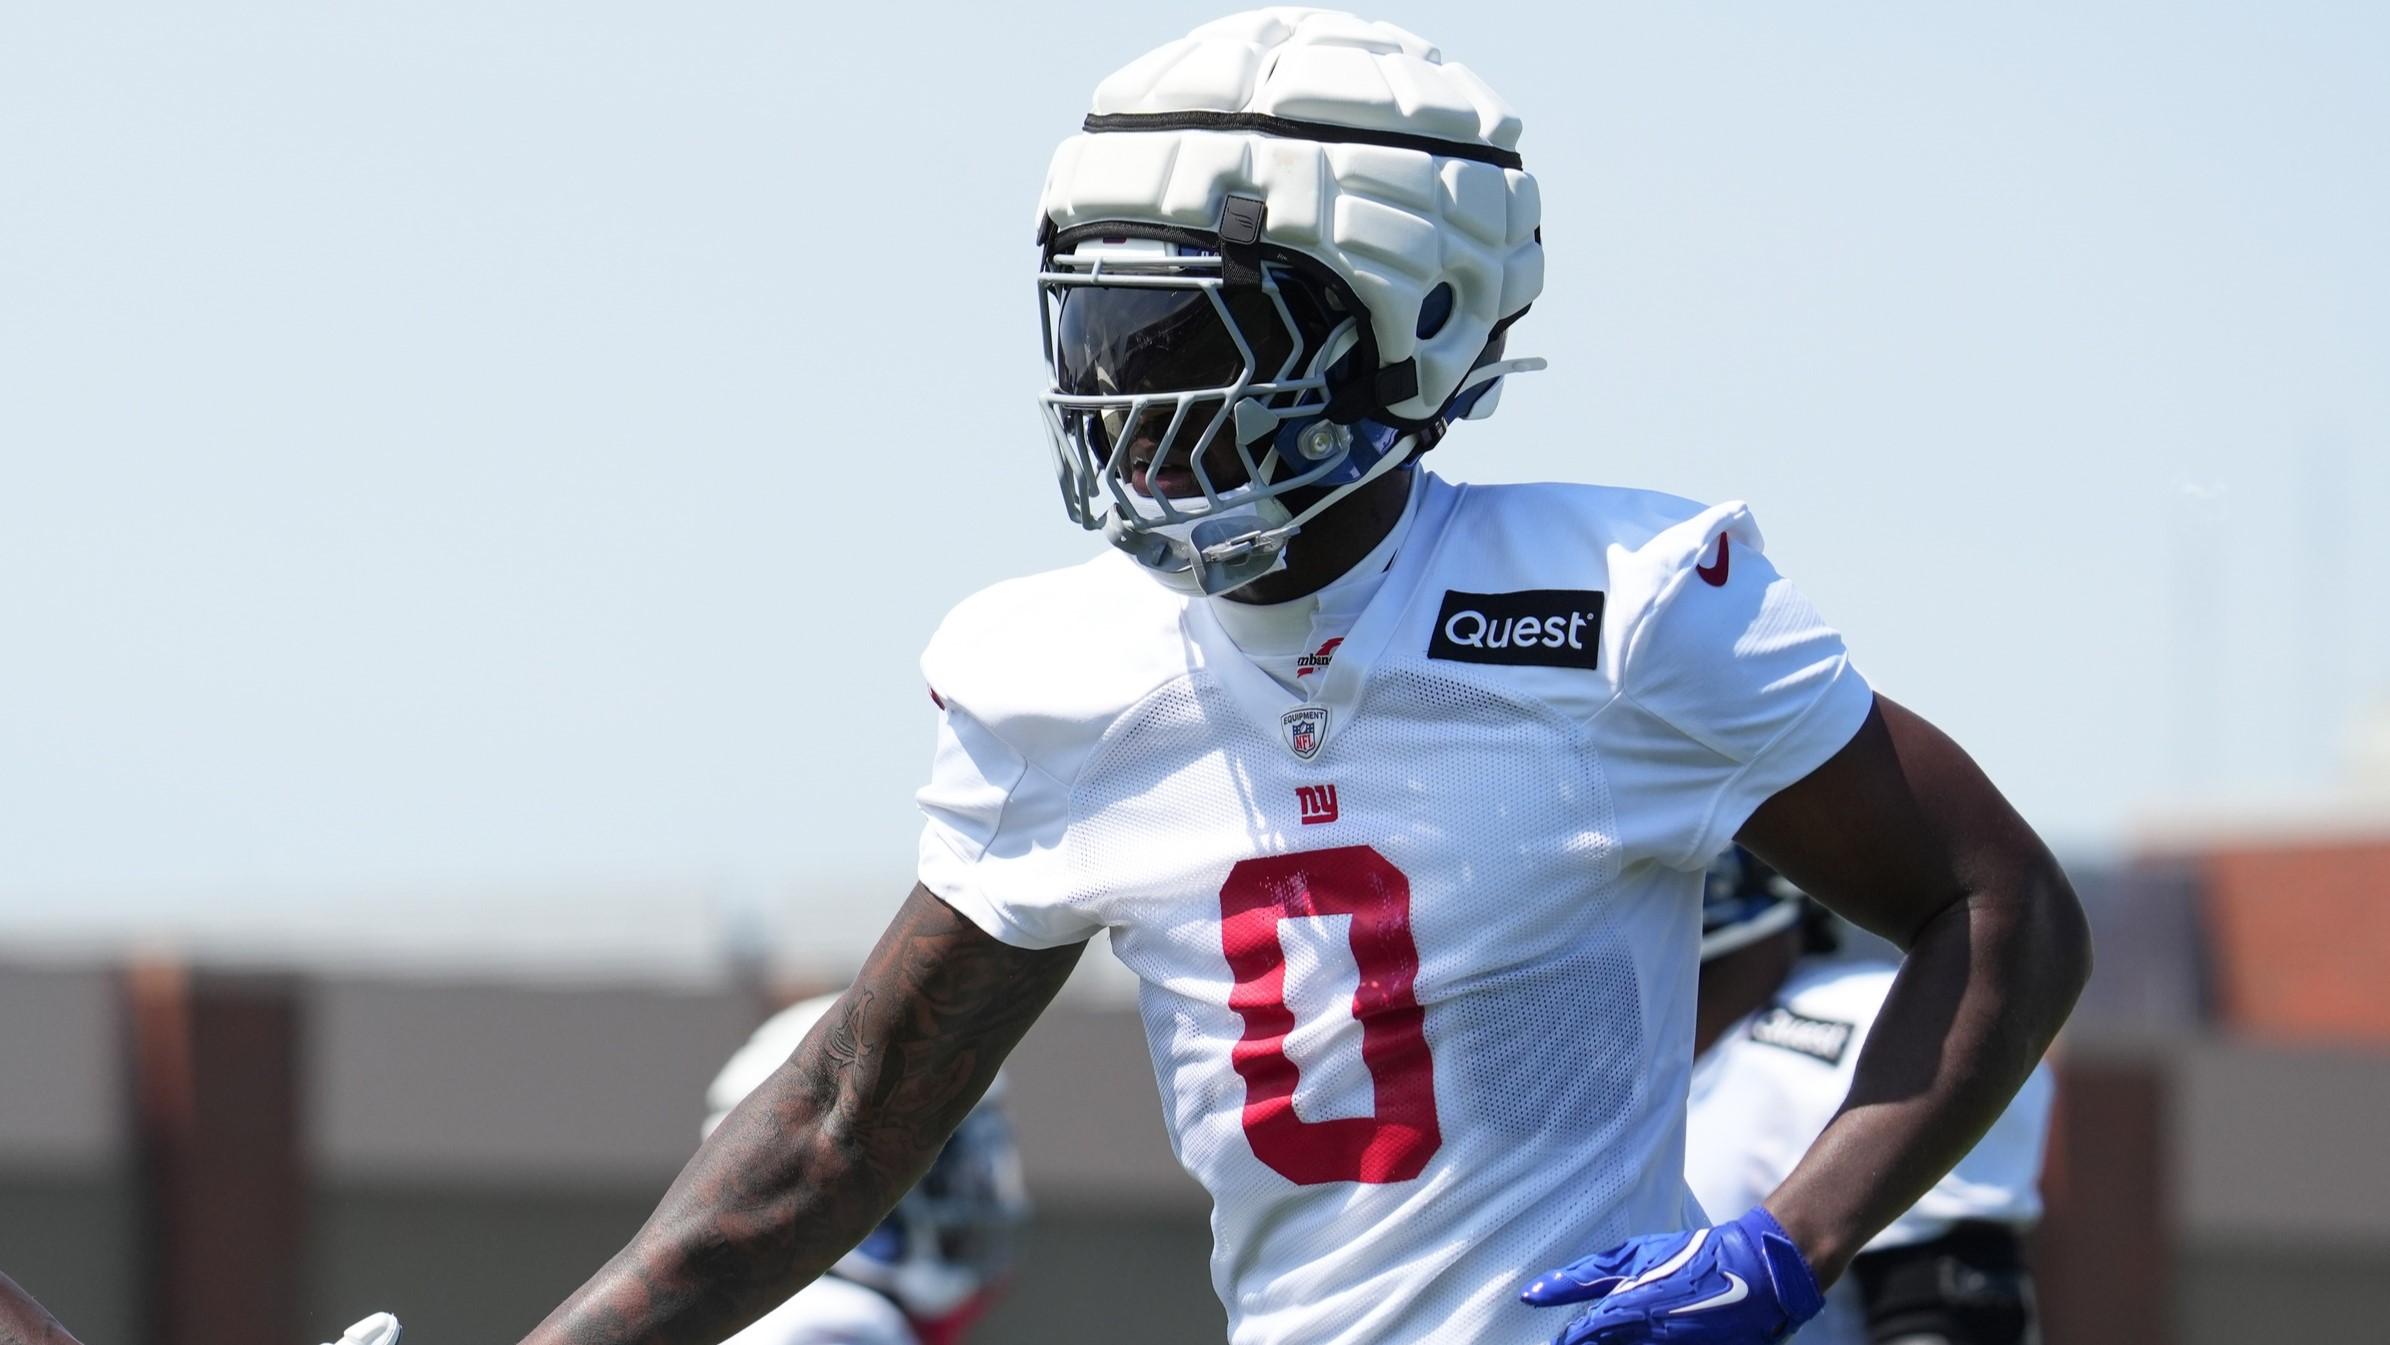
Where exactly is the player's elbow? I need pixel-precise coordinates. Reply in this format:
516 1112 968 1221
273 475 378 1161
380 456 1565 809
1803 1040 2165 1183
2012 848 2093 1016
2051 871 2095 1008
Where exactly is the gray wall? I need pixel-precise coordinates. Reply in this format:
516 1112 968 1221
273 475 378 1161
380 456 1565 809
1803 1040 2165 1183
0 964 138 1343
305 1182 1221 1345
290 971 1221 1343
2177 1237 2390 1345
2168 1040 2390 1345
14 954 2390 1345
0 1169 140 1345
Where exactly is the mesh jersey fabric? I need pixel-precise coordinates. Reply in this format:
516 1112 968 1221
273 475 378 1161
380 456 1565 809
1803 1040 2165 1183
1685 956 2055 1345
916 472 1874 1345
720 1276 918 1345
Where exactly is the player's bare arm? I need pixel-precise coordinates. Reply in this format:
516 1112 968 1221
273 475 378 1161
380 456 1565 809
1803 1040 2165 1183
1734 695 2091 1284
519 886 1083 1345
0 1273 83 1345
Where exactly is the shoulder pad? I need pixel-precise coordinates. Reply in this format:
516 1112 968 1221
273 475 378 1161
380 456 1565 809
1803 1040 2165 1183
921 552 1191 774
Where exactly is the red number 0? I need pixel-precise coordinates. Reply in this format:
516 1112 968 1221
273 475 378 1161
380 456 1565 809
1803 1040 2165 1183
1219 845 1440 1185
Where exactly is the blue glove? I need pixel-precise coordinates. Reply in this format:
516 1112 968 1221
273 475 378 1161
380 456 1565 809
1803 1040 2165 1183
1520 1206 1825 1344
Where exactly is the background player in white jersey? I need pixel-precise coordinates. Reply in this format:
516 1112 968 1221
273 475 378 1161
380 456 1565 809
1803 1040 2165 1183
703 996 1029 1345
1687 851 2051 1345
512 11 2092 1345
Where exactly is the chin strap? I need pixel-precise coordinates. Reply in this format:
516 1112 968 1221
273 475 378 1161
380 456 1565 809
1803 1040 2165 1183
1452 356 1547 420
1109 433 1422 597
1272 425 1423 537
1105 498 1295 596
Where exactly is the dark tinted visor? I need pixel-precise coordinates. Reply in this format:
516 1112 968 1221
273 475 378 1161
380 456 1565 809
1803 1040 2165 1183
1053 283 1301 397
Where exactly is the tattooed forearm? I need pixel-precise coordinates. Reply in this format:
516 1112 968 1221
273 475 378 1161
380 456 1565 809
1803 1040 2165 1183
0 1273 85 1345
520 885 1083 1345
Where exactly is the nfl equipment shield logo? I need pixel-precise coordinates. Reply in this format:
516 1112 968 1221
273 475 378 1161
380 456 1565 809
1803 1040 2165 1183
1279 706 1329 761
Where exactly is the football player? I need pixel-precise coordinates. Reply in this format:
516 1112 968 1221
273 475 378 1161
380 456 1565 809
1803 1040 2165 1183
516 11 2091 1345
1688 851 2051 1344
703 996 1029 1345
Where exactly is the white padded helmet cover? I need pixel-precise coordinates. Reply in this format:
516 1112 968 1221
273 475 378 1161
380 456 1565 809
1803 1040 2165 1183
1038 7 1543 422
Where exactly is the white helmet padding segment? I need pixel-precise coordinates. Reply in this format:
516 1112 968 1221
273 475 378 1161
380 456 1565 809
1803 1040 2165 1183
1040 7 1542 425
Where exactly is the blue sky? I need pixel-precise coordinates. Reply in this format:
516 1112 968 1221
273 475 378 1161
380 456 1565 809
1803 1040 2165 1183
3 2 2384 971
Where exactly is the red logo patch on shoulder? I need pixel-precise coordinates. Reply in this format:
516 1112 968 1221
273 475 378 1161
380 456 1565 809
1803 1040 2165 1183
1696 534 1731 587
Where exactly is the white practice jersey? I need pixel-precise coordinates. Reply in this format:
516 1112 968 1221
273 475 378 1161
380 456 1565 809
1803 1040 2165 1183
721 1276 917 1345
917 472 1874 1345
1686 956 2053 1345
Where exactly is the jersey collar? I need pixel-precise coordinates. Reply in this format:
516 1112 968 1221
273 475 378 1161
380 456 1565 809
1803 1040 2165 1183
1183 473 1461 757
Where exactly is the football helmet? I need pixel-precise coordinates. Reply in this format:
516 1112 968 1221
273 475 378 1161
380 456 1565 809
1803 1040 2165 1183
704 994 1030 1336
1700 847 1808 963
1035 8 1546 594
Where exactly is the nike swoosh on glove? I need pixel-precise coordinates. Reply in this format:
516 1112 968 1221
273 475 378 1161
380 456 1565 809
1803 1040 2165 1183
320 1313 403 1345
1520 1206 1825 1344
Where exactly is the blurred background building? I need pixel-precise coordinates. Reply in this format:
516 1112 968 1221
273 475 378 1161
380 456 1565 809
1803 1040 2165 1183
6 821 2390 1345
4 2 2387 1343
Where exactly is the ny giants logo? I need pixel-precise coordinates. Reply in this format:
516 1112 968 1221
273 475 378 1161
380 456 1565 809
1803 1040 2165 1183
1295 784 1340 825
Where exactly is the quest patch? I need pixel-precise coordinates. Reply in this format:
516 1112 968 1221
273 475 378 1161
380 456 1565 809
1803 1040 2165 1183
1427 589 1605 669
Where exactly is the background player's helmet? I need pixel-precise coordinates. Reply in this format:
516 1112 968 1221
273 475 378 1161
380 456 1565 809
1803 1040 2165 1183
1035 7 1546 595
1700 847 1808 963
704 994 1031 1339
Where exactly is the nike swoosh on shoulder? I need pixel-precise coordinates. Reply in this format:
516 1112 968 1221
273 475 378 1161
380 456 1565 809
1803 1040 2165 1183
1669 1272 1749 1315
1695 534 1731 587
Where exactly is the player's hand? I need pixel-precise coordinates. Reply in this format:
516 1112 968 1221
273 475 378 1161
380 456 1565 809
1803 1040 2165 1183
1520 1206 1823 1343
319 1312 403 1345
